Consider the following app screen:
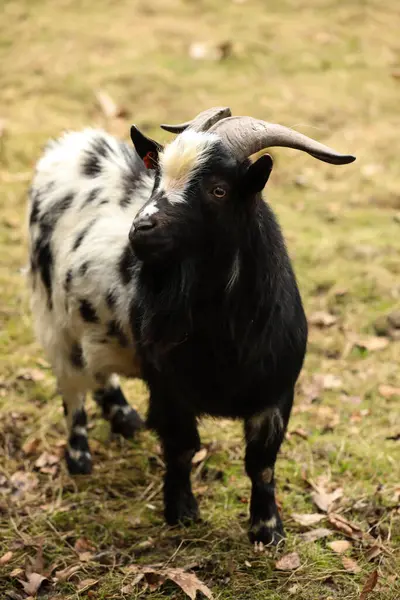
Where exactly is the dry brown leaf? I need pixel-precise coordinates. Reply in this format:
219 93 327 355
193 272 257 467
0 550 13 565
10 471 39 498
188 42 230 62
328 540 352 554
299 528 332 542
309 311 337 327
10 567 24 577
35 452 60 469
288 428 309 440
16 368 46 382
79 552 94 562
355 336 389 352
328 513 363 539
192 448 207 464
22 438 41 455
54 564 81 582
95 90 128 119
364 546 382 562
77 578 99 591
275 552 301 571
125 566 213 599
74 537 96 553
378 384 400 398
342 556 361 574
311 487 343 513
292 513 326 526
31 542 44 574
360 570 379 599
163 567 214 600
19 573 47 595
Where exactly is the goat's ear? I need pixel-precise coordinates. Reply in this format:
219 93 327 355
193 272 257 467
130 125 163 169
243 154 273 193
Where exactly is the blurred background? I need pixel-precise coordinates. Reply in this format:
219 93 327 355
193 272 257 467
0 1 399 599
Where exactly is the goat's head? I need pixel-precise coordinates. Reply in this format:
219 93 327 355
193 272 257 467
129 107 355 263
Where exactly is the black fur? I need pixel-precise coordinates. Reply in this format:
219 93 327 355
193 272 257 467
84 188 100 205
72 220 95 251
106 320 128 347
106 289 117 310
65 269 73 292
31 192 74 308
79 299 99 323
82 152 102 177
70 342 84 368
119 245 135 285
93 384 144 437
129 139 307 544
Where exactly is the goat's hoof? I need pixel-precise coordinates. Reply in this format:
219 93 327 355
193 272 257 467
111 407 145 439
165 492 200 525
65 448 92 475
248 514 285 546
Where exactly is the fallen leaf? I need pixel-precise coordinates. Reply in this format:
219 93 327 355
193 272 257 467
360 570 379 599
288 428 309 440
74 537 96 553
31 542 44 574
192 448 207 464
95 90 128 119
317 374 343 390
125 566 213 599
16 368 46 382
275 552 301 571
188 41 231 62
328 513 363 539
19 573 47 595
364 546 382 562
0 550 13 565
342 556 361 573
292 513 326 526
10 567 24 577
309 311 337 327
311 487 343 513
10 471 39 498
78 552 94 562
22 438 41 455
77 578 99 591
163 567 214 600
299 528 332 542
35 452 60 469
378 384 400 398
328 540 352 554
355 336 389 352
54 564 81 582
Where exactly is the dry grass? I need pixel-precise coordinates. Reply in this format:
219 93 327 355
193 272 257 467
0 0 399 598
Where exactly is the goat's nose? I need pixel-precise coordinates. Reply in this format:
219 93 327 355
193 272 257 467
133 215 157 233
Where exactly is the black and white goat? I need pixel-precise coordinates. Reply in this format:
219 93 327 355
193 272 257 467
28 107 355 544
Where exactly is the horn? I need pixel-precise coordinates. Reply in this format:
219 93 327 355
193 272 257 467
160 107 232 134
208 116 356 165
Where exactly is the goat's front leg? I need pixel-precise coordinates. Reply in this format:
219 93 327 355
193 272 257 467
148 397 200 525
244 389 293 545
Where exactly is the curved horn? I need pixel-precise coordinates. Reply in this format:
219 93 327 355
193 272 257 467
209 116 356 165
160 106 232 134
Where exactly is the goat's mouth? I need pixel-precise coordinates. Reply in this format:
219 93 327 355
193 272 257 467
129 227 174 263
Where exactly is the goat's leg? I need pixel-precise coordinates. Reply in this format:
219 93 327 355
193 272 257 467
244 388 293 545
62 390 92 475
148 398 200 525
93 375 144 438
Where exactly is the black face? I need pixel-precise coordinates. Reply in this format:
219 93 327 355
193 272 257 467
129 131 273 264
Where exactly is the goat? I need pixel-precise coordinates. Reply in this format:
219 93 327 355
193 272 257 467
28 107 355 543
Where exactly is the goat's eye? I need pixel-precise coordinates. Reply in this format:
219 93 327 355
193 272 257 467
212 186 226 198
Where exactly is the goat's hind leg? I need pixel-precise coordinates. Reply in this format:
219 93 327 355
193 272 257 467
61 388 92 475
93 375 144 438
244 388 293 545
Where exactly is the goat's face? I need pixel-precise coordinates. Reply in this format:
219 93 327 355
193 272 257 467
129 129 273 263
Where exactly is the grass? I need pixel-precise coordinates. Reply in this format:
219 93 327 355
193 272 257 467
0 0 399 598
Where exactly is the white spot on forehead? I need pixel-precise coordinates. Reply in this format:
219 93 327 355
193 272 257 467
159 130 219 204
139 201 159 218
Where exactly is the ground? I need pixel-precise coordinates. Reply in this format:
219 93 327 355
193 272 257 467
0 0 399 598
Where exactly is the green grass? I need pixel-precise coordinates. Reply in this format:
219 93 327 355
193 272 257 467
0 0 399 598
